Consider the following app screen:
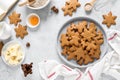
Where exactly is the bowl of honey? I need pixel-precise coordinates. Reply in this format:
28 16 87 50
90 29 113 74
26 13 40 29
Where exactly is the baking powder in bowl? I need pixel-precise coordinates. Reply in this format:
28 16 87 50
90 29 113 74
30 0 48 8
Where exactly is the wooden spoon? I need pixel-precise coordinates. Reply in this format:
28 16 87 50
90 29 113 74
19 0 36 7
84 0 96 11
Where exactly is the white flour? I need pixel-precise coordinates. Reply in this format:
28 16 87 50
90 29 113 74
30 0 48 8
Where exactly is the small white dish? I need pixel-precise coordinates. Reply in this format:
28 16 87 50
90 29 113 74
26 13 40 29
27 0 50 10
1 40 25 67
84 0 96 12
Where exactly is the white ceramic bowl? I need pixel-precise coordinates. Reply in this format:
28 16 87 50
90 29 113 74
26 13 40 29
1 41 25 67
27 0 50 10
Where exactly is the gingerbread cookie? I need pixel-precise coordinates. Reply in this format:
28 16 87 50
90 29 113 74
69 45 77 52
62 46 70 55
62 0 81 16
89 22 97 34
70 35 80 46
86 42 97 51
14 24 28 39
74 47 86 61
66 23 79 38
62 3 73 16
102 11 117 28
84 54 93 65
0 42 4 56
81 40 87 49
94 30 104 45
76 21 87 33
81 28 95 41
60 21 104 65
8 11 21 26
60 34 69 47
66 0 80 10
77 48 93 65
67 52 76 60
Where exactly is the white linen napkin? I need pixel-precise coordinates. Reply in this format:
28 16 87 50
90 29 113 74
39 29 120 80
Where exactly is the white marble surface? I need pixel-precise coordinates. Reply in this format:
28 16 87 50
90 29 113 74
0 0 120 80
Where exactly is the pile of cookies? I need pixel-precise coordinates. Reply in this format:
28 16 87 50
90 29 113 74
62 0 80 16
60 21 104 65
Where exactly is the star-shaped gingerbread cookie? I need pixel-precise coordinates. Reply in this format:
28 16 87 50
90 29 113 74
67 0 80 10
102 11 117 28
8 11 21 26
62 0 80 16
62 3 73 16
14 24 28 39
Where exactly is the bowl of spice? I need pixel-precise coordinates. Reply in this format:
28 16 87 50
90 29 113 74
26 13 40 29
27 0 50 10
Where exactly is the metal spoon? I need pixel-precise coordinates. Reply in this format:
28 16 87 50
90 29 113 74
18 0 36 7
84 0 96 12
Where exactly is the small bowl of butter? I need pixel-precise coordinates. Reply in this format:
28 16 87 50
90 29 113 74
1 41 25 67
